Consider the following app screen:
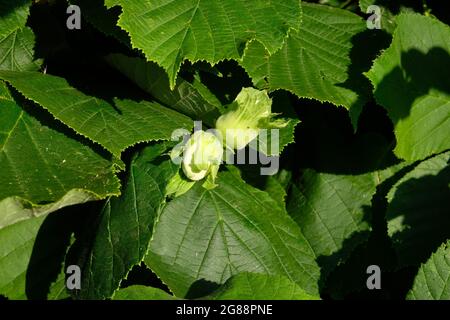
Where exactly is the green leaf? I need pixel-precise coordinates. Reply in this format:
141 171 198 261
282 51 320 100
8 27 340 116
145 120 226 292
252 91 299 157
106 53 221 126
258 92 300 156
47 270 69 300
106 0 302 87
0 71 193 157
241 3 367 128
208 273 320 300
0 82 120 229
113 285 177 300
407 239 450 300
0 0 40 72
166 171 196 198
387 151 450 267
73 144 179 299
113 273 320 300
145 169 320 298
366 13 450 161
0 27 41 71
0 0 31 39
0 210 76 300
225 165 289 208
264 175 288 207
0 216 46 299
256 119 299 157
287 170 377 276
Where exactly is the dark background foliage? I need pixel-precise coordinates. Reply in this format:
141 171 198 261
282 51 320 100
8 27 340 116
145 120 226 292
1 0 448 300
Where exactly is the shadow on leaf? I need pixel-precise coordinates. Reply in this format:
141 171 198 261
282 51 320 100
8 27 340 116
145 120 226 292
387 163 450 267
373 47 450 124
185 279 220 299
25 204 89 299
